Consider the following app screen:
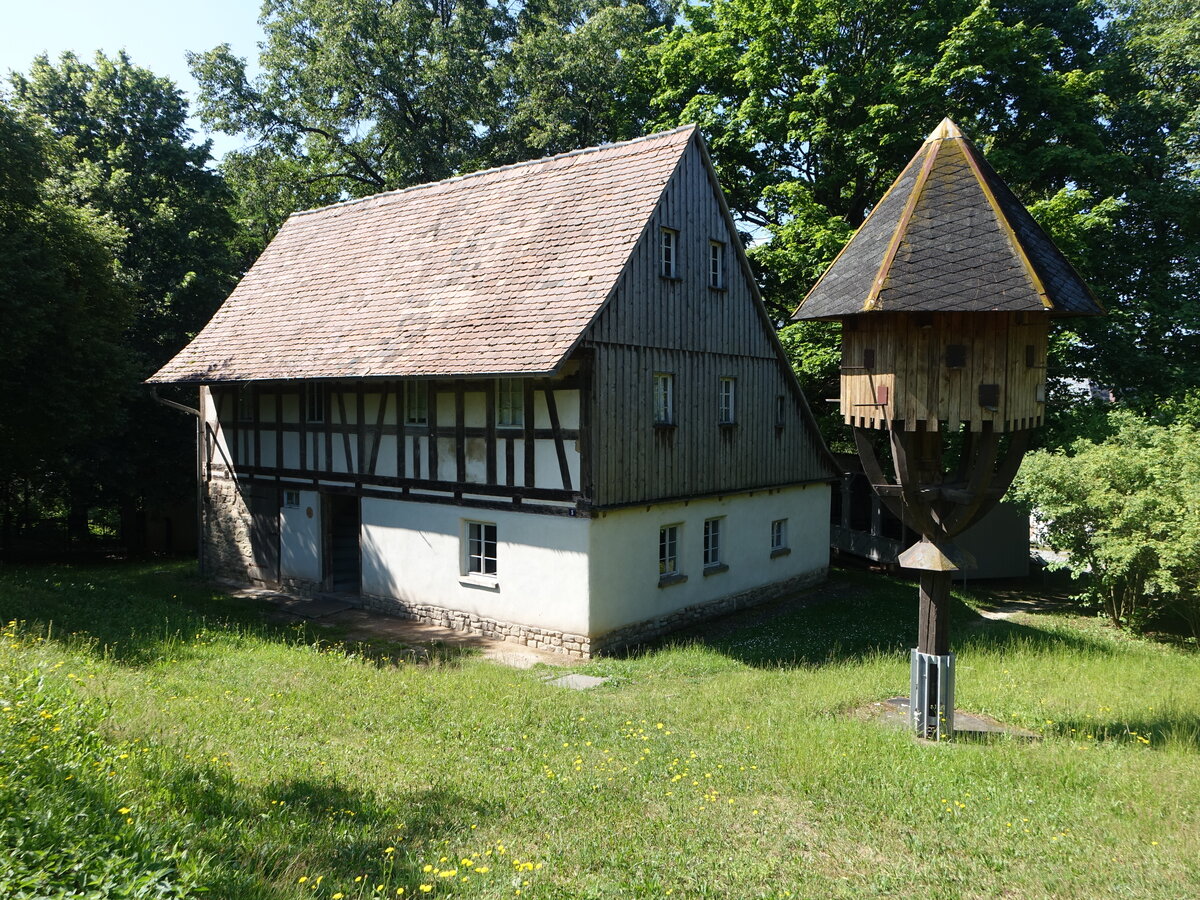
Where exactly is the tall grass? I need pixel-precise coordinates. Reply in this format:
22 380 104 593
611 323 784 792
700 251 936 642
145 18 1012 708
1 562 1197 898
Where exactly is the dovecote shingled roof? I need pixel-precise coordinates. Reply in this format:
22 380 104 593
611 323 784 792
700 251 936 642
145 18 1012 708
794 119 1104 321
149 126 697 384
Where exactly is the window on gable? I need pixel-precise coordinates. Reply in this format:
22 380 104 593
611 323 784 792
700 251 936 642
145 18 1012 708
660 227 678 278
659 524 679 575
497 378 524 427
709 240 725 289
719 377 736 425
466 521 497 576
654 373 675 425
775 395 786 428
305 384 325 423
405 381 428 425
771 518 788 552
703 517 723 568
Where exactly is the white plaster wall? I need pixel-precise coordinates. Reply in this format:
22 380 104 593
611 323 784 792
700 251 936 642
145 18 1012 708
587 483 830 636
360 500 591 634
280 490 322 582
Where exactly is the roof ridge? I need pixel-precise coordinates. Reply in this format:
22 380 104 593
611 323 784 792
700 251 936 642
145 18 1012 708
290 125 698 220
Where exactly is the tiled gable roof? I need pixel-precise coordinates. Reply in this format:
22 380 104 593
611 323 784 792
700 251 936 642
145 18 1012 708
149 127 696 384
794 119 1103 320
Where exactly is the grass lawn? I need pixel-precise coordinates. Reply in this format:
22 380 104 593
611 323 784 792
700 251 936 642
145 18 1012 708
1 561 1197 899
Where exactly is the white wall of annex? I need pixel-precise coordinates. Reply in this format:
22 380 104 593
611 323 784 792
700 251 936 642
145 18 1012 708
360 499 591 635
586 484 830 636
280 490 322 582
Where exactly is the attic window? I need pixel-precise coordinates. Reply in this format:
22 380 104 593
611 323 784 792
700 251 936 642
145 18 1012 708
405 381 428 425
305 384 325 423
660 228 678 278
497 379 524 427
237 388 253 422
709 240 725 289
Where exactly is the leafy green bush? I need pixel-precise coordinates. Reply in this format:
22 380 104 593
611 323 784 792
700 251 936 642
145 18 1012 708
1014 411 1200 638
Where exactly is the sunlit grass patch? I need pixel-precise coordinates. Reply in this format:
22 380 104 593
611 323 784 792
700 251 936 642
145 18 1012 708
1 561 1198 898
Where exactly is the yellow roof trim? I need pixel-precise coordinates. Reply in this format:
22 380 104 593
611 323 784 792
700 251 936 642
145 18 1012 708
794 139 932 317
956 138 1054 310
863 138 942 311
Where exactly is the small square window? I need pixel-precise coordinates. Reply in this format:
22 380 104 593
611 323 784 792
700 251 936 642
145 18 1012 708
719 377 736 425
283 489 301 509
305 384 325 423
709 240 725 289
497 378 524 427
659 524 679 575
703 517 722 568
660 227 678 278
654 373 675 425
405 381 429 425
466 521 497 576
771 518 788 552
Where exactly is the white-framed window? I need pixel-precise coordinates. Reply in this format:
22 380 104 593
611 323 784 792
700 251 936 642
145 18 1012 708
771 518 788 552
305 383 325 423
660 227 678 278
659 524 680 575
709 240 725 289
497 378 524 427
654 373 675 425
465 521 497 576
719 377 736 425
283 489 301 509
405 381 428 425
237 387 253 422
703 517 722 568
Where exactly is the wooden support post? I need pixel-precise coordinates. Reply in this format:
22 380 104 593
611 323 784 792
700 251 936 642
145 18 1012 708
917 569 952 656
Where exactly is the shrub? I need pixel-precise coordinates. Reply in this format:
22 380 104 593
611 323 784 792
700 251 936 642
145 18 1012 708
1014 410 1200 638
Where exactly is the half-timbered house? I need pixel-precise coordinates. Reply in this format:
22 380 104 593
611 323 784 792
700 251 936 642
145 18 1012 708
148 126 838 656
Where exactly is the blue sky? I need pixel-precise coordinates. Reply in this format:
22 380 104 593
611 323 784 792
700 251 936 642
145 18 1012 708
1 0 266 158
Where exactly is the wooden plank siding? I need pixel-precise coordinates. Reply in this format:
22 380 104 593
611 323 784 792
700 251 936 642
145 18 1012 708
839 311 1049 432
581 140 833 508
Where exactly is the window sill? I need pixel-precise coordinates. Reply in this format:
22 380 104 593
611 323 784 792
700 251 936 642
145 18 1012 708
770 547 791 559
718 422 737 430
703 563 729 576
659 274 682 282
657 572 688 588
708 285 728 293
459 574 500 591
654 422 677 430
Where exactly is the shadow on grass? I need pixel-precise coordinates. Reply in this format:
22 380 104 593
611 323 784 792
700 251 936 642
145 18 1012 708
1044 714 1200 752
0 561 472 670
628 567 1117 670
23 736 497 899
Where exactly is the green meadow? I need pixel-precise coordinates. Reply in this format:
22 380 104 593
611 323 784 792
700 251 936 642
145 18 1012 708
1 562 1197 899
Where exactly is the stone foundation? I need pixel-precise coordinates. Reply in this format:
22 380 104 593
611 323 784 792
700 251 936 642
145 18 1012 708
354 567 827 659
589 568 827 655
359 592 594 657
202 477 257 583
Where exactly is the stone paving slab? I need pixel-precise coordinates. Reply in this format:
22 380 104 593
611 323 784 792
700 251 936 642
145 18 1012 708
545 674 610 691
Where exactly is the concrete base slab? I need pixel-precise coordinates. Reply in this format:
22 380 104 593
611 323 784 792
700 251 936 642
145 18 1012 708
854 697 1039 740
546 673 610 691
